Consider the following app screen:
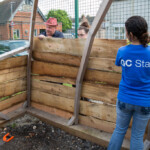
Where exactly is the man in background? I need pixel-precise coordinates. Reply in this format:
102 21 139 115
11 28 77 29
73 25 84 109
38 17 64 39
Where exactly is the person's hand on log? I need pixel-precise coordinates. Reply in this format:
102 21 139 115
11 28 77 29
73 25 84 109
38 34 46 40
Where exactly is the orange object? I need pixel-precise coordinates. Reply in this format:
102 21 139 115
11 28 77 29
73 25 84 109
3 133 14 142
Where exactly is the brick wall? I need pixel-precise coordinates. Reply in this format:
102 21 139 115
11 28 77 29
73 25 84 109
0 11 63 40
0 24 9 40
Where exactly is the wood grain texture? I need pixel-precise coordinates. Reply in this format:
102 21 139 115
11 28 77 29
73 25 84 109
0 78 26 98
32 61 121 86
0 56 27 70
33 52 121 73
31 90 116 123
0 66 27 83
33 38 126 59
0 92 26 111
32 79 118 104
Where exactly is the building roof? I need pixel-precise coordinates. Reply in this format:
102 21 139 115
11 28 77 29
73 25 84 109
0 0 21 24
0 0 46 24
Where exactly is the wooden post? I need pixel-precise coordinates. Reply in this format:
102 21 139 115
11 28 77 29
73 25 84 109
68 0 113 126
26 0 39 107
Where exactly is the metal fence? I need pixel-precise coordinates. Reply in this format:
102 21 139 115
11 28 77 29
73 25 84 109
0 0 149 41
39 0 150 39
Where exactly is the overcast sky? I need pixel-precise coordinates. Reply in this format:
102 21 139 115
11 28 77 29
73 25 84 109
38 0 102 18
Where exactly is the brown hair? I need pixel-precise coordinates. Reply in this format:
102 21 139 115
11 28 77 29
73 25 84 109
78 21 90 34
125 16 149 47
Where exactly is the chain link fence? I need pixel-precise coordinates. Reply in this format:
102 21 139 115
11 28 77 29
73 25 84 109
0 0 149 41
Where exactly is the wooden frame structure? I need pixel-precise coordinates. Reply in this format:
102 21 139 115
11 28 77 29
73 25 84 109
68 0 113 126
0 0 150 150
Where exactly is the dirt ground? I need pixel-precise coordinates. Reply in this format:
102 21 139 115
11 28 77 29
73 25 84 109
0 114 107 150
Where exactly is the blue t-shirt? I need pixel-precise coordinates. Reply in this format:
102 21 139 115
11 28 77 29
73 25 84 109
115 44 150 107
41 30 64 38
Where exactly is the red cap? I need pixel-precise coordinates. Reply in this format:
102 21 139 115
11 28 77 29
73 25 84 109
45 17 58 26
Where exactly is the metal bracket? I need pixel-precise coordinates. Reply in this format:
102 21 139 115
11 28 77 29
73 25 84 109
0 112 10 120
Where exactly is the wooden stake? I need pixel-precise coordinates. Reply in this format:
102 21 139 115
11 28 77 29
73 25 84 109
26 0 39 107
68 0 113 125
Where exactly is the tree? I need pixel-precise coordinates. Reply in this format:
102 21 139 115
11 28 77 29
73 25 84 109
46 9 72 32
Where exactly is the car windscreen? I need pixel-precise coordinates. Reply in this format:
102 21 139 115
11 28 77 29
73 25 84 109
9 41 27 50
0 43 10 54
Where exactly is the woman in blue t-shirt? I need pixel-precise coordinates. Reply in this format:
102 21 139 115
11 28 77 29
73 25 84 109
108 16 150 150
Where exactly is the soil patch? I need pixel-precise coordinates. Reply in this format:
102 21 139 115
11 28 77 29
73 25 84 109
0 114 107 150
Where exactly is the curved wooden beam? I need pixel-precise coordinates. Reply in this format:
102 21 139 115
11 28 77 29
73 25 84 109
68 0 113 126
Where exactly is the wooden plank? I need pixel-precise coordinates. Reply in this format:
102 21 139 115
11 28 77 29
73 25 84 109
33 38 126 59
31 90 74 112
31 102 72 119
88 57 121 73
0 92 26 111
27 107 130 150
33 51 81 67
32 79 75 99
0 103 26 127
32 75 76 85
0 78 26 98
0 66 26 75
82 82 118 104
0 56 27 70
31 102 131 139
79 115 131 140
33 52 121 73
32 61 121 86
0 67 27 83
32 79 118 104
32 60 78 78
31 90 116 123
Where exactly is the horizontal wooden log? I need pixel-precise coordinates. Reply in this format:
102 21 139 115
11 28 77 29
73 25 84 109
31 90 74 112
31 90 116 123
31 77 132 128
79 115 131 139
32 79 75 99
32 79 118 104
0 56 27 70
32 60 77 78
31 102 131 139
33 38 126 58
89 57 121 73
32 75 76 85
32 61 121 86
0 66 26 75
27 107 130 150
0 92 26 111
0 103 25 127
82 82 118 104
31 102 72 119
0 66 27 83
33 51 81 67
33 52 121 73
0 78 26 98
